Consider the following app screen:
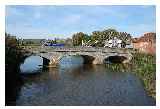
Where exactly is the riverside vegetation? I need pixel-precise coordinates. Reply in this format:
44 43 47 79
132 53 156 99
5 33 26 105
105 52 156 99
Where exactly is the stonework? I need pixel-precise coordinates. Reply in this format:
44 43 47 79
25 46 133 66
38 50 132 66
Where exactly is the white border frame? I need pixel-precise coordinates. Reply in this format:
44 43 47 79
0 0 159 108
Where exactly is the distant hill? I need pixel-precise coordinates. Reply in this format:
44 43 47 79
19 39 45 45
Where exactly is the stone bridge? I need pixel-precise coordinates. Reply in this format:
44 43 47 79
23 46 133 66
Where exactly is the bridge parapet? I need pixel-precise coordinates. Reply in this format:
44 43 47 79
22 46 133 65
23 46 133 54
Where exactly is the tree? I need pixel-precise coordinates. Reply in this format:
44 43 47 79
72 32 87 46
118 32 132 44
5 33 25 105
71 28 132 47
91 31 101 41
90 28 132 47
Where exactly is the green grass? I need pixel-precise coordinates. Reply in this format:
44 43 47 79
104 53 156 99
104 63 132 72
131 53 156 99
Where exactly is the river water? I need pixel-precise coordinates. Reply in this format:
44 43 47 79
17 55 155 106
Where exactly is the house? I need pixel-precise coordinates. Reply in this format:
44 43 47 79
104 37 123 48
132 32 156 54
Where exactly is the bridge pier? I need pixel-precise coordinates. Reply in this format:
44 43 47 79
42 57 59 67
49 58 59 66
43 58 50 66
92 57 104 64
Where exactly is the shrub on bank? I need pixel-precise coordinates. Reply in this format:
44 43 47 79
5 33 25 105
104 52 156 99
131 53 156 99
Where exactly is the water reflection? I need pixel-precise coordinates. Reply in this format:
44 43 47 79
17 55 155 106
59 55 84 68
48 67 60 80
20 56 43 74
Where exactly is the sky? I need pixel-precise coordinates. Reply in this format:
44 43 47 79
5 5 156 39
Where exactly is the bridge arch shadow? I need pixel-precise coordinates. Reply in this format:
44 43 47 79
80 55 95 64
42 57 50 66
104 55 128 64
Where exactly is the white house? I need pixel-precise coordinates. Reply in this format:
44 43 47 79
104 37 123 48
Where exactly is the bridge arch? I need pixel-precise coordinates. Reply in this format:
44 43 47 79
57 54 96 64
104 54 131 64
79 55 95 64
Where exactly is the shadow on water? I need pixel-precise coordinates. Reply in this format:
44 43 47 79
16 55 155 106
5 67 23 105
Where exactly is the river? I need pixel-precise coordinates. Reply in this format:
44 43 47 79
16 55 155 106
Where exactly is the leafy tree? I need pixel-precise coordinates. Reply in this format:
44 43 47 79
118 32 132 44
91 31 101 41
71 28 132 47
5 33 25 105
72 32 87 46
90 28 131 47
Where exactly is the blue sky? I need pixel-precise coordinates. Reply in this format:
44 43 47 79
5 5 156 39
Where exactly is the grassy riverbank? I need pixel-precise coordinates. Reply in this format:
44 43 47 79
104 52 156 99
132 53 156 99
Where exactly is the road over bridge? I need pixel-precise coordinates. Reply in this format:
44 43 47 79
23 46 133 66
